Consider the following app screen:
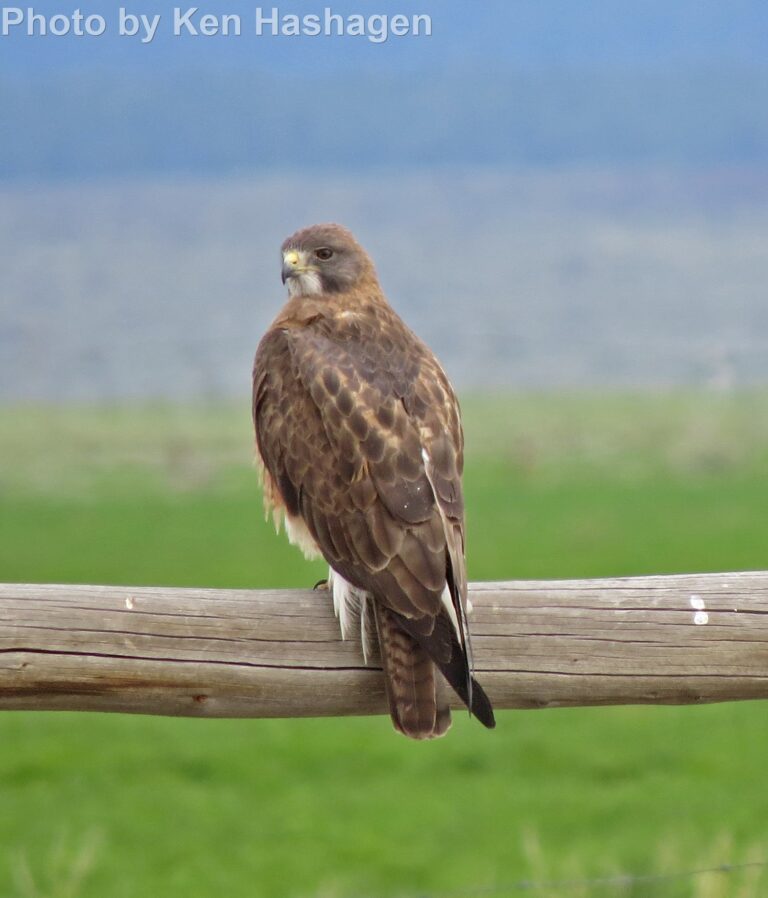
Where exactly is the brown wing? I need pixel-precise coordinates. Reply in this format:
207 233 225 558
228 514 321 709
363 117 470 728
253 303 494 729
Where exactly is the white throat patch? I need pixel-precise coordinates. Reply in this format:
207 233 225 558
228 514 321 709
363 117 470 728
287 270 323 297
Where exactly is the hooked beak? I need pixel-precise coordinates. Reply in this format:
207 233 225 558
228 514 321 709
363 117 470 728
281 249 304 284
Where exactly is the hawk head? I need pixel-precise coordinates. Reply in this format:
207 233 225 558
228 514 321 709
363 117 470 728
280 223 375 298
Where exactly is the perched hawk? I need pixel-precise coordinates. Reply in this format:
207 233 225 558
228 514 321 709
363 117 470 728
252 223 495 739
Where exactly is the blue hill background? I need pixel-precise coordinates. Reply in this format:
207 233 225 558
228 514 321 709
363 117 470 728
2 1 767 72
2 1 767 398
1 0 767 178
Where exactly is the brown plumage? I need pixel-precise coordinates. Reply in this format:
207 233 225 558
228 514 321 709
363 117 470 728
252 223 495 739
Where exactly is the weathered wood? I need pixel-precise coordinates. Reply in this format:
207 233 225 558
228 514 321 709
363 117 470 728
1 572 768 719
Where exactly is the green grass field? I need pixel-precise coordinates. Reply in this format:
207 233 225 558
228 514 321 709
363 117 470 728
1 394 768 898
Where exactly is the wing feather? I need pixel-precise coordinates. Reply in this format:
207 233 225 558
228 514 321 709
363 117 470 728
253 302 494 729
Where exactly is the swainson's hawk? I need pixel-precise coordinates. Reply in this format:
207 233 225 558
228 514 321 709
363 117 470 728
252 224 495 739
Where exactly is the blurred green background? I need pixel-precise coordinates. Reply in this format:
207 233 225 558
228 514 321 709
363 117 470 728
3 2 768 895
1 394 767 898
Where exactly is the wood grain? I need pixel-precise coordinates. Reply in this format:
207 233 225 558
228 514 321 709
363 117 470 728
1 572 767 719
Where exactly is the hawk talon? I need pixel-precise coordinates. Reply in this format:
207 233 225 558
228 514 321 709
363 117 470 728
313 578 329 591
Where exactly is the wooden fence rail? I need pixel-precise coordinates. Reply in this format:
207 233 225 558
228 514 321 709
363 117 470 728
1 572 768 719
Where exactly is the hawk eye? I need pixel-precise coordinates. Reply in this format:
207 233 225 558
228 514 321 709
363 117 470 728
315 247 334 261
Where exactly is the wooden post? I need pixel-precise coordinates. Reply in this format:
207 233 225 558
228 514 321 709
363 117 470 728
1 572 767 719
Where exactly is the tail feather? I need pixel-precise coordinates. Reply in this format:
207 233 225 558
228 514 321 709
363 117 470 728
450 672 496 730
374 604 451 739
393 607 496 730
